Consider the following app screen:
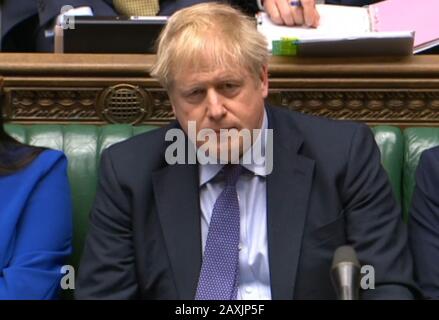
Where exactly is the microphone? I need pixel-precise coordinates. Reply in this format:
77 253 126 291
330 246 361 300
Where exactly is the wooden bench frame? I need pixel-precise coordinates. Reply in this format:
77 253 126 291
1 53 439 127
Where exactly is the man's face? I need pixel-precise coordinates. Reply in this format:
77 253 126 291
168 63 269 162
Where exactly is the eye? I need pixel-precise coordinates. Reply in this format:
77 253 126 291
220 82 240 94
190 89 202 96
183 88 206 104
224 83 237 90
184 88 204 98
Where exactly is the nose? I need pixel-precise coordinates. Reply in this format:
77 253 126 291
206 89 226 121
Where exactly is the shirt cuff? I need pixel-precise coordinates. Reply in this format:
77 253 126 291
46 6 93 38
56 6 94 26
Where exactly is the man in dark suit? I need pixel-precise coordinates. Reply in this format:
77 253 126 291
76 2 416 299
409 147 439 299
1 0 377 52
1 0 115 51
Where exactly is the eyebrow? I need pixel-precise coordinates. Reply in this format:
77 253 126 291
181 75 243 88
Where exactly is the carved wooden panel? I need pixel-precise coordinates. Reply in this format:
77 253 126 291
4 88 100 122
2 54 439 126
267 89 439 125
3 86 173 125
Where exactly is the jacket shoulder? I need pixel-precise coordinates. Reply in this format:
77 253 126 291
271 106 366 139
101 125 174 172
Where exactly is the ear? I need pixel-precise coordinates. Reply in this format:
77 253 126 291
167 91 177 116
259 65 269 98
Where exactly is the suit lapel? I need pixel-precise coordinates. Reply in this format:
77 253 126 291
266 107 315 299
150 108 315 300
152 162 201 299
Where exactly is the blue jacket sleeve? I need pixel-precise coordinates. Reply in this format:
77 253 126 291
409 147 439 299
0 151 73 300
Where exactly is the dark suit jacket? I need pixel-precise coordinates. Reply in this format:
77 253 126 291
76 105 417 299
409 147 439 299
1 0 255 51
1 0 256 41
1 0 378 51
1 0 116 51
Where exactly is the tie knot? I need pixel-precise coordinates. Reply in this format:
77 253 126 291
222 165 242 186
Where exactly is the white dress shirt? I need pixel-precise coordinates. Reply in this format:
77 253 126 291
198 110 272 300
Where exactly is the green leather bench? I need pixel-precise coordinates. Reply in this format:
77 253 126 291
4 124 438 296
5 124 157 277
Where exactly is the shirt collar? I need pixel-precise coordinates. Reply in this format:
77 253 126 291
199 109 269 187
241 108 269 178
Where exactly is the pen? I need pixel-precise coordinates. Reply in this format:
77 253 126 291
290 0 325 6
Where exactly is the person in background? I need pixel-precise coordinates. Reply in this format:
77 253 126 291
262 0 380 26
0 99 72 299
0 0 378 52
409 147 439 299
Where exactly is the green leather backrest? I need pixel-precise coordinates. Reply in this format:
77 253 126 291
371 126 403 207
403 128 439 221
4 124 404 283
4 124 158 275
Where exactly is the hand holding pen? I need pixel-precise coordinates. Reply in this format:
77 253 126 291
262 0 321 27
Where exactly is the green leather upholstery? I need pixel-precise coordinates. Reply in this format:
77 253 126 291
403 128 439 221
4 123 425 297
371 126 403 206
4 124 157 279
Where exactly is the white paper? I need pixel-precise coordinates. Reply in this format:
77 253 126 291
257 4 373 51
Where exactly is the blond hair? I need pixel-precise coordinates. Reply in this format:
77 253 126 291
151 3 268 89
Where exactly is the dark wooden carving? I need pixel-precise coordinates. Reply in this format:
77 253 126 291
267 90 439 124
5 88 100 121
2 54 439 126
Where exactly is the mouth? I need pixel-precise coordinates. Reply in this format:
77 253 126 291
212 127 237 133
